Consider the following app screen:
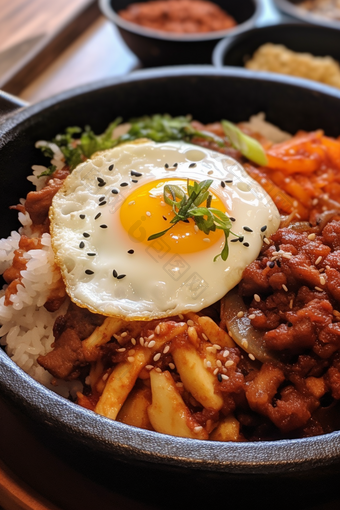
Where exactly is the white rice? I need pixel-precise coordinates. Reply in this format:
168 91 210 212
0 150 82 399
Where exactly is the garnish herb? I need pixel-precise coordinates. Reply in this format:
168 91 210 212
148 179 240 262
221 120 268 166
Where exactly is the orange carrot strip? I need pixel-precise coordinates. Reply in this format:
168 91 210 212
268 170 313 208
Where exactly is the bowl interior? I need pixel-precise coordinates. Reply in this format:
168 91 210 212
213 23 340 67
273 0 340 29
2 67 340 475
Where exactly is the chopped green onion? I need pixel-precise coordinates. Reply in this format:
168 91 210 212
222 120 268 166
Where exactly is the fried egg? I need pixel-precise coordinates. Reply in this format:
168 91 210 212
50 139 280 320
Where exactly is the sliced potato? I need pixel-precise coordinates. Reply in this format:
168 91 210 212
117 385 153 430
210 414 240 442
83 317 128 361
147 370 208 440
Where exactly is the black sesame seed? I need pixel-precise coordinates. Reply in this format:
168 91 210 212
113 269 118 278
238 236 244 243
183 219 190 223
225 179 233 183
162 216 167 221
99 196 105 202
111 188 119 194
100 224 108 229
94 213 101 220
173 163 178 167
79 214 85 219
243 226 253 232
231 238 239 243
287 322 293 327
230 217 236 222
217 373 222 382
261 225 267 232
276 259 281 267
220 181 226 188
83 233 90 238
117 274 126 280
131 179 138 183
120 182 128 187
97 177 106 187
243 242 250 247
97 177 105 184
85 270 94 275
79 242 85 249
87 253 96 256
268 261 275 268
108 164 114 171
164 163 169 169
127 249 134 254
189 163 197 168
131 170 142 177
98 201 107 206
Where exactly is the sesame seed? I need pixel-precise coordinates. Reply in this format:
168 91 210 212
216 360 222 368
187 319 194 327
248 314 256 320
223 350 229 357
153 353 161 362
169 363 175 370
117 274 126 280
308 233 316 241
83 232 90 238
94 212 101 220
100 224 108 229
121 332 128 338
289 299 294 309
243 242 250 247
99 196 105 202
178 314 184 320
194 426 203 432
263 237 270 245
237 311 244 318
225 360 233 367
79 242 85 249
220 181 226 188
213 344 222 350
230 217 236 222
194 225 199 232
87 253 96 257
128 356 135 363
241 339 248 349
217 373 222 382
132 179 138 183
128 201 135 206
315 286 323 292
173 163 178 167
79 214 85 219
127 249 134 254
243 226 253 232
208 170 213 175
120 182 128 187
312 198 318 206
146 211 151 217
315 256 322 265
238 236 244 243
282 284 288 292
164 163 169 169
202 333 208 341
163 345 170 354
155 325 161 335
139 337 144 346
189 163 197 168
98 201 107 206
320 276 326 285
146 365 153 370
287 322 293 327
206 360 212 368
97 178 106 187
225 179 233 184
112 269 118 278
231 238 239 243
111 189 119 194
213 368 219 375
85 269 94 275
131 170 142 177
261 225 267 232
131 338 136 345
155 368 162 373
248 353 255 361
254 294 261 302
221 374 229 381
203 238 210 243
148 340 156 348
117 347 126 352
108 164 114 171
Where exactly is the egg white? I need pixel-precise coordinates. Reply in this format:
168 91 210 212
50 139 280 320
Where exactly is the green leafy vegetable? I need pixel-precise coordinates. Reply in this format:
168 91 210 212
221 120 268 166
148 179 239 261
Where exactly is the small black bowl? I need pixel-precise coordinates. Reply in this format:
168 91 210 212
99 0 262 67
212 22 340 74
273 0 340 30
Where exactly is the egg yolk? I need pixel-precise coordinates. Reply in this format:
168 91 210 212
120 179 226 254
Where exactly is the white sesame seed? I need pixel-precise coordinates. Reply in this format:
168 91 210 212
128 356 135 363
312 198 318 206
208 170 213 175
187 319 194 327
155 367 162 373
216 360 222 368
254 294 261 302
121 332 128 338
148 334 155 341
241 339 248 349
237 311 244 318
203 238 210 243
194 225 199 233
293 200 298 207
213 344 222 350
128 349 135 355
282 252 292 259
248 353 255 361
289 299 294 309
117 348 126 352
206 360 212 368
308 233 316 241
146 211 151 217
315 256 322 265
248 314 256 320
263 237 270 245
163 345 170 354
169 363 175 369
225 360 234 367
194 426 203 432
128 200 135 206
148 340 156 348
179 314 184 320
206 346 215 353
139 337 144 346
221 374 229 381
102 373 109 381
153 353 161 362
131 338 136 345
202 333 208 341
146 365 154 370
320 276 326 285
213 368 219 375
223 350 229 358
155 325 161 335
315 286 323 292
282 284 288 292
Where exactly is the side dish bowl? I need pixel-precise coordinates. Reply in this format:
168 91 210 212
273 0 340 30
99 0 262 66
212 22 340 73
2 67 340 498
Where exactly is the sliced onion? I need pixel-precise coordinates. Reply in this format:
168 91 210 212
221 288 282 366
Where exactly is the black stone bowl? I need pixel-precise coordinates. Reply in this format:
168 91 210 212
212 22 340 71
273 0 340 30
99 0 262 67
2 67 340 508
